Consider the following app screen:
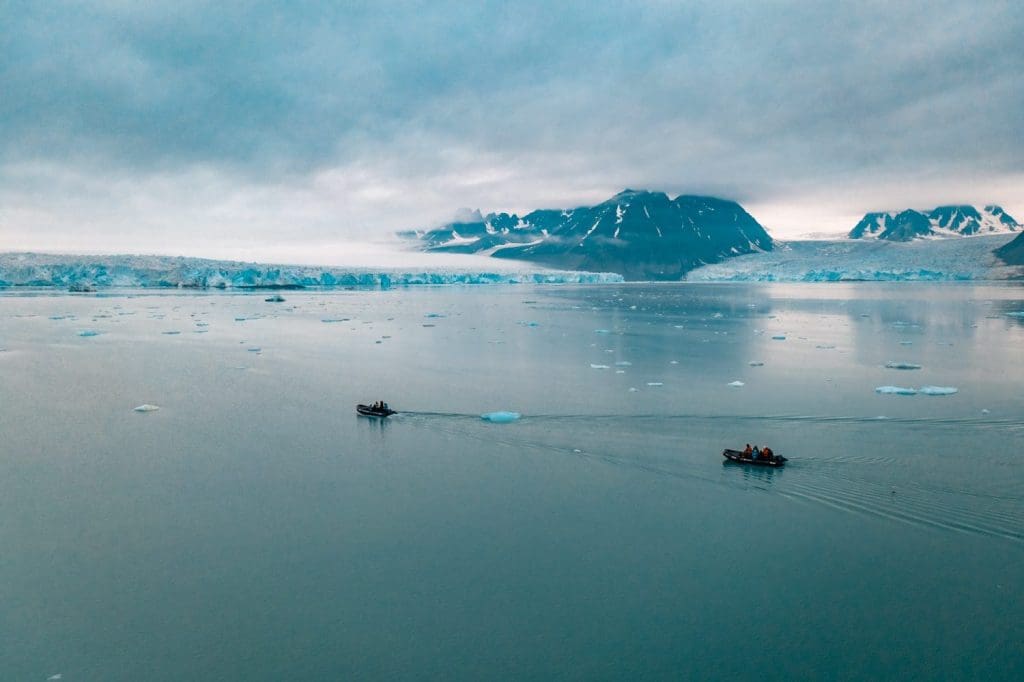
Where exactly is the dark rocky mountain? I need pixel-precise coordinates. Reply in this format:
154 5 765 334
995 231 1024 266
849 205 1020 241
408 190 773 280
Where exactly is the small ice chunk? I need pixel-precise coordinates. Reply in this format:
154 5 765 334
1005 311 1024 317
669 360 679 365
48 675 63 681
590 363 610 369
481 411 520 423
919 385 958 396
594 329 610 334
133 404 161 412
425 312 446 318
875 386 917 395
816 344 836 349
899 340 913 346
728 380 745 387
247 347 261 352
628 387 639 392
771 335 786 340
885 361 921 370
614 361 632 366
981 408 990 414
646 382 664 387
748 361 764 367
162 331 181 335
615 369 626 374
78 330 100 337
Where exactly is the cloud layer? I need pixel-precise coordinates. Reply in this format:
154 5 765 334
2 0 1022 259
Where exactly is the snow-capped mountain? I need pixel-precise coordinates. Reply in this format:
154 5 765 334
849 205 1020 241
408 190 773 280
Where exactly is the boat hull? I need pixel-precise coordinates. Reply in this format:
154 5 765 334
357 404 396 418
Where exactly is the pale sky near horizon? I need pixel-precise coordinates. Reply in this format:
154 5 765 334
2 1 1022 265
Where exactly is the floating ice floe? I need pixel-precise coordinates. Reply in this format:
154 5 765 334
614 361 632 366
646 382 664 387
816 344 836 349
885 361 921 370
748 361 764 366
162 331 181 335
594 329 611 334
590 363 610 369
875 386 917 395
628 387 639 392
77 330 100 337
728 380 745 387
771 335 786 340
920 386 958 396
898 340 913 346
133 404 160 412
481 411 520 423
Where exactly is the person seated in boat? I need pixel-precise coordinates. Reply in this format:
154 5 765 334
751 445 760 460
763 446 774 461
743 444 753 457
382 402 389 411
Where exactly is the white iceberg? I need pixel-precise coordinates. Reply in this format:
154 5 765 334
875 386 917 395
919 385 958 396
728 380 745 387
133 404 161 412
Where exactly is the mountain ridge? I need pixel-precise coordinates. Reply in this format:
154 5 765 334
849 205 1020 241
407 190 774 280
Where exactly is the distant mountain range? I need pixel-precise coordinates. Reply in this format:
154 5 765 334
403 190 773 280
849 205 1020 241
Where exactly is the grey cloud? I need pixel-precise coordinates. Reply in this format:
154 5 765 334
1 0 1021 249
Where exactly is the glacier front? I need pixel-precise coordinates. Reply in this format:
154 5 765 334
0 253 623 289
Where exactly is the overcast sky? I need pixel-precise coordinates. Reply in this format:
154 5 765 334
2 0 1022 263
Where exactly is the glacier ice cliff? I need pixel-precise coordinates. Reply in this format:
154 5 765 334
0 253 623 289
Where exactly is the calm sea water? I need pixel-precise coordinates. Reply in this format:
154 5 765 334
2 283 1023 680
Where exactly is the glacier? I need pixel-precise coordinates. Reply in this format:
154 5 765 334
0 253 623 289
687 234 1021 282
